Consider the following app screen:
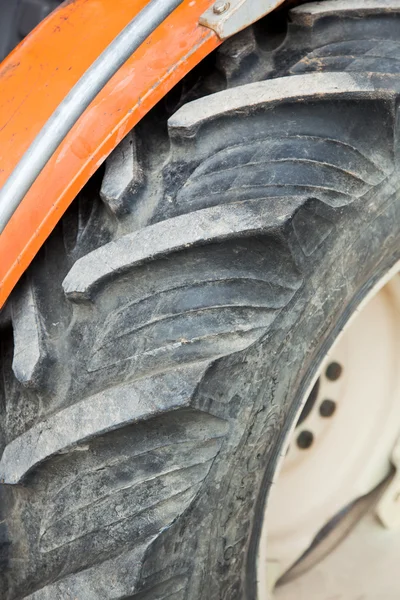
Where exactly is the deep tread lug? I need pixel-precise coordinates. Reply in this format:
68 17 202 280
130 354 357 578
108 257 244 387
100 132 144 217
2 3 400 598
11 279 45 387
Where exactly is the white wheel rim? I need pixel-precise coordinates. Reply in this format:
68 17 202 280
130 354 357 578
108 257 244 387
257 261 400 599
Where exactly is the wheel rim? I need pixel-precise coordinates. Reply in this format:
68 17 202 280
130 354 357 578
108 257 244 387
258 261 400 598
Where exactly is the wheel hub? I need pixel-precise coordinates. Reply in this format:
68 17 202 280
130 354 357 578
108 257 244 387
258 262 400 598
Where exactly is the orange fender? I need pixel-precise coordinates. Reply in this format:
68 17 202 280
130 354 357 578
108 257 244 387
0 0 221 308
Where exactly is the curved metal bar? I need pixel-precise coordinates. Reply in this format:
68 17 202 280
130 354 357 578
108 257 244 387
0 0 183 234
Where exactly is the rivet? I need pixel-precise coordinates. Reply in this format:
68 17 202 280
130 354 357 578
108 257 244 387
213 1 230 15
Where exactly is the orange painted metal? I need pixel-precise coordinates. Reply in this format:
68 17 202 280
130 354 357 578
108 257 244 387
0 0 220 308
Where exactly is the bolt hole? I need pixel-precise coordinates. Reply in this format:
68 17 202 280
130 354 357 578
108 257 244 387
326 362 343 381
319 399 336 418
297 430 314 450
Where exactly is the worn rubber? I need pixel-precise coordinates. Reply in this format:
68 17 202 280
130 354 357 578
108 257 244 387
1 1 400 599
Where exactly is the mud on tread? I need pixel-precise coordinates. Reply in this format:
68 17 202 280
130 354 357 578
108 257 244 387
1 2 400 599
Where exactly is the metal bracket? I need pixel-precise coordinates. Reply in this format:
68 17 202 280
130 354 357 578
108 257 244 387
199 0 285 40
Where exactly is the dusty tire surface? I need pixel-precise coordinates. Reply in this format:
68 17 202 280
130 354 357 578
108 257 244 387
1 2 400 599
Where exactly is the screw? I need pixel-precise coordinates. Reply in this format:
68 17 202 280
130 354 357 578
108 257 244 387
213 1 230 15
319 399 336 418
297 430 314 450
326 361 343 381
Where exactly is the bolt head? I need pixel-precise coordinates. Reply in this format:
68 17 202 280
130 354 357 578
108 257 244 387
213 1 230 15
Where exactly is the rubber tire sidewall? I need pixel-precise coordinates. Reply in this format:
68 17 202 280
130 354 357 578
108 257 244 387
181 184 400 599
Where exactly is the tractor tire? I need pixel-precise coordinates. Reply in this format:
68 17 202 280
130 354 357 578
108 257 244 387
1 2 400 599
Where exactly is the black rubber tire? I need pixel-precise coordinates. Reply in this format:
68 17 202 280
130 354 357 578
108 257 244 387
1 2 400 599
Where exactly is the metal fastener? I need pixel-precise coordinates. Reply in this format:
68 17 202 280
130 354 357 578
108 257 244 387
213 1 230 15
